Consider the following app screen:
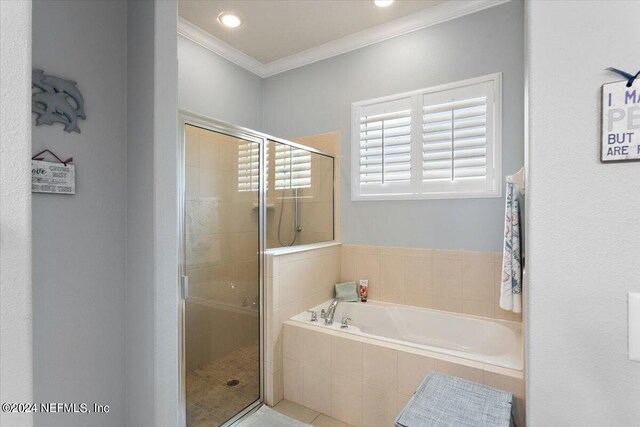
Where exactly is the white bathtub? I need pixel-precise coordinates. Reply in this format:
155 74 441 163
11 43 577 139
291 299 523 370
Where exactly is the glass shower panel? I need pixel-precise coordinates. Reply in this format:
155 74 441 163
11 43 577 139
184 125 260 426
266 140 334 248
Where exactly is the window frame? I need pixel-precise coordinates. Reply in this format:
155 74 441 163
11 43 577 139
351 73 502 201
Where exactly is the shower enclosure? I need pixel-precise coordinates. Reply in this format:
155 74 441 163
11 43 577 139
179 114 334 426
266 140 335 249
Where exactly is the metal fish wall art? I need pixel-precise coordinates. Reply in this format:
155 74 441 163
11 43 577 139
32 69 86 133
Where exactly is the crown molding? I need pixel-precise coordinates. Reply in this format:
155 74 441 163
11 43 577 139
178 17 266 76
178 0 512 79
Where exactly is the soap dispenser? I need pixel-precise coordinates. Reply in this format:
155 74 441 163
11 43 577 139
359 279 368 302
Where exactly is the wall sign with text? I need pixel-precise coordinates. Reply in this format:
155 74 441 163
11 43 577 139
32 160 75 194
602 79 640 162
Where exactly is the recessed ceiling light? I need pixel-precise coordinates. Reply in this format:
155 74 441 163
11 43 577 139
374 0 394 7
218 12 241 28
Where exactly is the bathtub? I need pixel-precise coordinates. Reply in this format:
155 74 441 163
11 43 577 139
284 299 525 426
290 299 523 370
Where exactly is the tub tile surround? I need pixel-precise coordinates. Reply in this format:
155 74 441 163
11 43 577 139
341 245 522 322
266 242 524 412
264 242 342 405
283 322 525 427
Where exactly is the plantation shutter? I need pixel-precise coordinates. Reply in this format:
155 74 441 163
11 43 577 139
275 144 311 189
237 142 266 192
357 97 413 194
351 74 500 200
421 81 495 193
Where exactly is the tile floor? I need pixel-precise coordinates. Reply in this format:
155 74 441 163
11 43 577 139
186 342 260 426
185 342 352 427
272 399 354 427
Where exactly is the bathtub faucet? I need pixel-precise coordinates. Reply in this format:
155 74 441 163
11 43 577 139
324 298 343 325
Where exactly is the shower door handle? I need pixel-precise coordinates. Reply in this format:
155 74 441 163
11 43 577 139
180 275 189 300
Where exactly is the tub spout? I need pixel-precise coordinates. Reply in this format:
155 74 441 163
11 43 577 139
324 298 343 325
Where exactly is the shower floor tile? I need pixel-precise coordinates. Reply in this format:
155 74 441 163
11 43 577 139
187 342 260 426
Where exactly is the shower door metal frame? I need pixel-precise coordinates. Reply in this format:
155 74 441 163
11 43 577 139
178 111 267 427
178 111 336 426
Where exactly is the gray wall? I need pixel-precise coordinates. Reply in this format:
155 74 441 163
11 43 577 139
1 1 33 426
526 1 640 425
32 1 126 426
178 35 264 130
153 2 181 425
263 1 524 252
33 2 180 426
126 1 155 426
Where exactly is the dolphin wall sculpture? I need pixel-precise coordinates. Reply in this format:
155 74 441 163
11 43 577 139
32 69 86 133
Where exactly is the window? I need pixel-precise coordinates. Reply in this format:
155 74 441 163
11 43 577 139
238 142 265 192
358 97 413 195
275 144 311 190
351 73 501 200
238 142 312 192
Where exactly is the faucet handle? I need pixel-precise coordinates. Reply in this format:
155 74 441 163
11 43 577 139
306 310 318 322
320 309 327 319
340 317 352 329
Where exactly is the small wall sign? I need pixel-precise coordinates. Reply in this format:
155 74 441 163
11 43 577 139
32 160 75 194
601 78 640 162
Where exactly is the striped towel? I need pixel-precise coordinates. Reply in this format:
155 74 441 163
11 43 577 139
499 182 522 313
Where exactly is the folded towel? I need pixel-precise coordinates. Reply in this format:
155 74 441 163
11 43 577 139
395 372 513 427
335 281 359 302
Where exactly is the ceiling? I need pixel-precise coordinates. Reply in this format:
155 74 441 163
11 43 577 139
178 0 446 64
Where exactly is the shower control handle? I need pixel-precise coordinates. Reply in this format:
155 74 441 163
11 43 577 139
340 317 352 329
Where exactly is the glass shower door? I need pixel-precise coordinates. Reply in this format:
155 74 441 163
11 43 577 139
183 124 261 426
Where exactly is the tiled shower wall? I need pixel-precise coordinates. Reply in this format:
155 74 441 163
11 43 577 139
184 125 260 372
266 132 340 249
341 244 521 322
185 127 341 379
291 132 341 244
